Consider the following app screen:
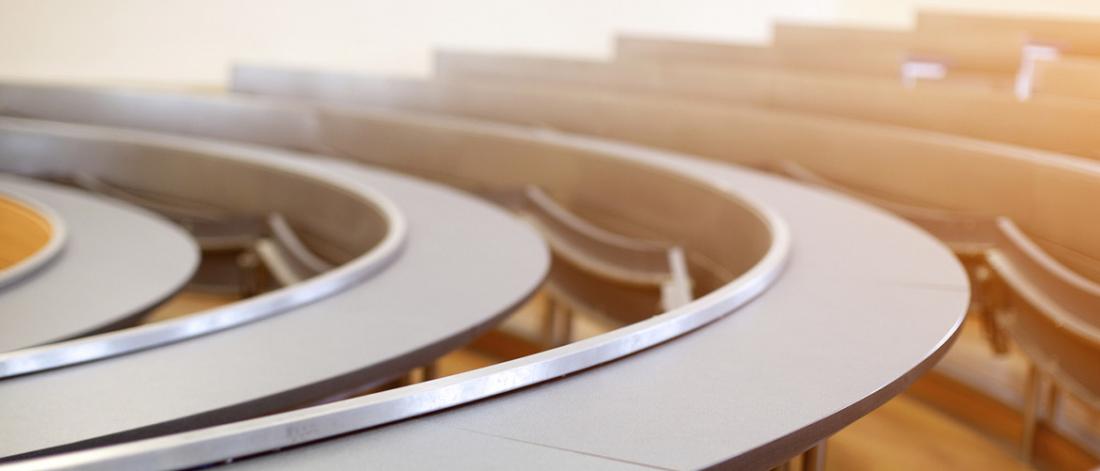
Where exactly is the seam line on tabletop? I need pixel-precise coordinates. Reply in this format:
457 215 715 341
453 427 674 470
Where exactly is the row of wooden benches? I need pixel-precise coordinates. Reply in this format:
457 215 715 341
68 172 694 329
209 11 1100 465
618 11 1100 100
4 13 1100 463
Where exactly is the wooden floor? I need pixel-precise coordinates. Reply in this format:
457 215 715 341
144 290 241 323
929 312 1100 468
830 393 1030 471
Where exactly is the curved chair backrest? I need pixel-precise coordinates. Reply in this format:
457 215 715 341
70 173 264 250
523 185 673 284
458 41 1100 162
267 213 333 273
1032 56 1100 101
543 256 665 326
253 239 304 286
616 29 911 80
987 217 1100 408
917 11 1100 57
772 23 914 78
521 185 693 313
771 23 1024 80
254 213 335 287
776 160 998 251
0 85 773 297
72 172 230 222
617 27 1022 81
229 64 1100 281
0 117 386 264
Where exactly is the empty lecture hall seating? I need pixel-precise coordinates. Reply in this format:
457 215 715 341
1030 56 1100 101
1 7 1099 471
987 217 1100 462
228 9 1100 469
619 22 1022 87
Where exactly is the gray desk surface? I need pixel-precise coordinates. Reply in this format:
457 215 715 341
0 136 549 459
0 175 199 352
231 150 968 470
0 87 966 470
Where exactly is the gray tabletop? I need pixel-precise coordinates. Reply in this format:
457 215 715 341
229 148 968 470
0 86 966 470
0 175 199 352
0 130 549 459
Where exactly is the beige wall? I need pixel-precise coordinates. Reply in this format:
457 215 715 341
838 0 1100 27
0 0 833 86
4 0 1100 87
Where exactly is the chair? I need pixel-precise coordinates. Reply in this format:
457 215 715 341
70 172 264 250
254 213 334 287
520 185 693 344
69 175 336 291
986 217 1100 462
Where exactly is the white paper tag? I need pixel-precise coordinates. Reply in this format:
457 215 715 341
1015 43 1061 100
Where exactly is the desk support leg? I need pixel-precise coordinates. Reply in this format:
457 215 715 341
549 302 573 347
1021 364 1046 463
800 440 827 471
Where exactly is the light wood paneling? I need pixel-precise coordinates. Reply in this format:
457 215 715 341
1033 56 1100 101
417 53 1100 269
772 22 1025 77
0 194 53 269
917 11 1100 56
620 38 1100 160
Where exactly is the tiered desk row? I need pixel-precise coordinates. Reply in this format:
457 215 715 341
0 8 1095 471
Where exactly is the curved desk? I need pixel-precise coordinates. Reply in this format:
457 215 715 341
219 138 970 470
0 175 198 351
0 100 967 470
0 121 549 460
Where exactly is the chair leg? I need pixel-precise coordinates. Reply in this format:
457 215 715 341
800 440 827 471
237 250 263 296
972 263 1009 355
539 294 573 347
550 303 573 347
1021 364 1045 463
540 295 557 343
420 362 438 382
1043 381 1060 422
